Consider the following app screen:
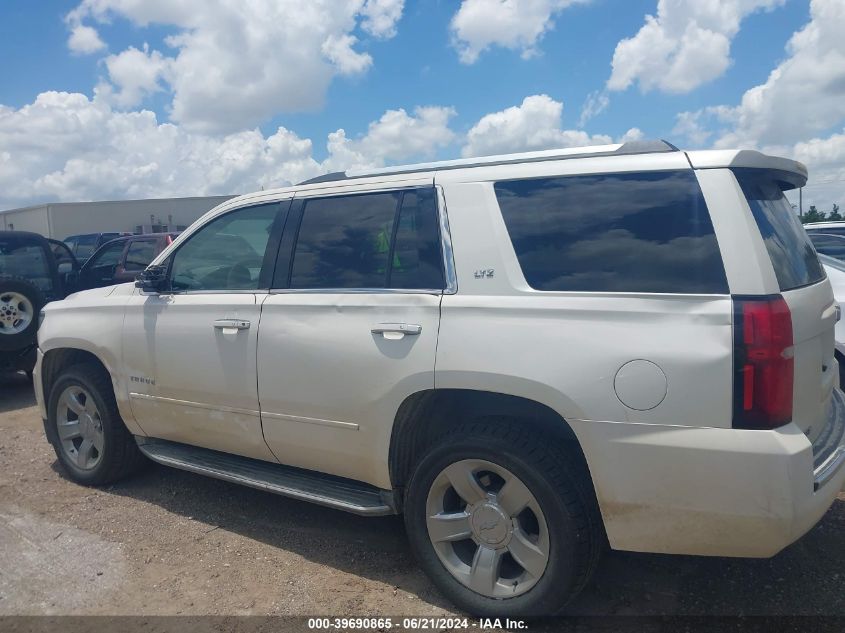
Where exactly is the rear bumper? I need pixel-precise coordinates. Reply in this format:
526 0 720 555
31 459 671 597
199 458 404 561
572 391 845 558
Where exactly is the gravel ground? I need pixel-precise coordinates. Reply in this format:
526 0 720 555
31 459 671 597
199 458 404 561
1 370 843 624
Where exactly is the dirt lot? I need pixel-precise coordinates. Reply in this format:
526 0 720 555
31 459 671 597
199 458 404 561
1 371 844 620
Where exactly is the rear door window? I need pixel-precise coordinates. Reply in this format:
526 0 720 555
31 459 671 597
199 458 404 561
734 169 825 291
73 234 99 260
285 188 444 290
494 170 728 294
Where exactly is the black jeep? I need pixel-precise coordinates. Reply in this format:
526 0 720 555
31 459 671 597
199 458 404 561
0 231 79 376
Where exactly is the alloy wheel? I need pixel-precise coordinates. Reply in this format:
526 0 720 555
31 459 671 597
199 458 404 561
56 385 105 470
425 458 550 598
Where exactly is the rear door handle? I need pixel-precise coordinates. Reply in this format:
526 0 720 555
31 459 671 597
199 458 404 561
371 323 422 336
213 319 250 331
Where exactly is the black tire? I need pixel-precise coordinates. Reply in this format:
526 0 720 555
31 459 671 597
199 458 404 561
0 276 44 352
404 420 602 617
47 363 146 485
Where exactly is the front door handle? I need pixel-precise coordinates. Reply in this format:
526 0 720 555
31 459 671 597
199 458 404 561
371 323 422 336
213 319 251 332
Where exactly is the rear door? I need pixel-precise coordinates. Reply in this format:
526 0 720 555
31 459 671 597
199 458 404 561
257 185 444 487
736 169 836 443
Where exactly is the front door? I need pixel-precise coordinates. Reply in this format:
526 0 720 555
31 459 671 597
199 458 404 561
123 200 287 461
257 185 445 487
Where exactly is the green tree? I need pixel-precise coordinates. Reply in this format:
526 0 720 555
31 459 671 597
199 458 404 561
828 203 842 221
802 205 827 224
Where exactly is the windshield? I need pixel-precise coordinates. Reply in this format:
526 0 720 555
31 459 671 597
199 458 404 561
0 237 53 292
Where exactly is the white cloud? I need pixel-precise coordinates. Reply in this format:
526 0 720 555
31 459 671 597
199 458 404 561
101 45 169 107
782 130 845 213
361 0 405 38
671 0 845 211
67 24 106 54
672 110 714 147
0 92 457 209
579 89 609 127
618 127 645 143
711 0 845 148
321 34 373 75
318 106 457 173
608 0 785 94
66 0 405 133
0 92 320 207
450 0 589 64
462 94 612 157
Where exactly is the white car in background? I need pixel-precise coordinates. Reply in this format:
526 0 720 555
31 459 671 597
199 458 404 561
819 253 845 388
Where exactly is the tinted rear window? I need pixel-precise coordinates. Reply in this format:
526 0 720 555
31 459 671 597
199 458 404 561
734 169 824 291
495 170 728 293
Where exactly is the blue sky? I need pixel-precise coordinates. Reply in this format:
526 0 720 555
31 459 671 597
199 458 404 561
0 0 843 211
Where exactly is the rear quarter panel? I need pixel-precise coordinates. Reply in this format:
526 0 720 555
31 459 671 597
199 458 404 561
435 175 735 428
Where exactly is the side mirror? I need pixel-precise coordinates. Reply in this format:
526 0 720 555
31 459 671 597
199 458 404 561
135 265 168 293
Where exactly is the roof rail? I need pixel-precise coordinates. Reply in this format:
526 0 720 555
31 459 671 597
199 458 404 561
296 139 679 186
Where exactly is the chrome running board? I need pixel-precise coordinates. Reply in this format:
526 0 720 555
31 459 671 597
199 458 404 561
135 438 395 516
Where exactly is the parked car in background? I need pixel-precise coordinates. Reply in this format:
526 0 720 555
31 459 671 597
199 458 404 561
63 232 131 264
803 221 845 237
1 231 78 375
819 253 845 389
809 233 845 261
74 233 179 291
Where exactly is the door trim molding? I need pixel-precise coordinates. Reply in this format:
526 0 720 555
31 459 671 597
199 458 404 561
261 411 359 431
129 392 261 418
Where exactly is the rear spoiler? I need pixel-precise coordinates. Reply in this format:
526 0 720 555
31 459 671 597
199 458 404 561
686 150 808 190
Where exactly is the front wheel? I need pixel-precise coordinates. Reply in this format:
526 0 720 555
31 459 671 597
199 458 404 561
47 363 145 485
404 422 602 617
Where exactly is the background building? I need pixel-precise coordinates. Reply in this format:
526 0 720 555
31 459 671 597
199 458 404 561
0 195 235 239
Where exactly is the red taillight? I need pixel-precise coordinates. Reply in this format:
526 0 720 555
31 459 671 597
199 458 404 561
733 296 794 429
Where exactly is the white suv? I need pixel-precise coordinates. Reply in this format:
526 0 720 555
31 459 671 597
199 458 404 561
34 140 845 616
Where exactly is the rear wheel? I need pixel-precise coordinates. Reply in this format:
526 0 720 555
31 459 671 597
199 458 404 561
404 421 602 617
47 363 145 485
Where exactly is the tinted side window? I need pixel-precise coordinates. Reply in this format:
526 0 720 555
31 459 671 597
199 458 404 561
735 169 825 291
288 189 444 290
495 171 728 294
124 240 158 271
87 240 125 269
389 189 444 289
290 192 400 289
170 203 278 291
